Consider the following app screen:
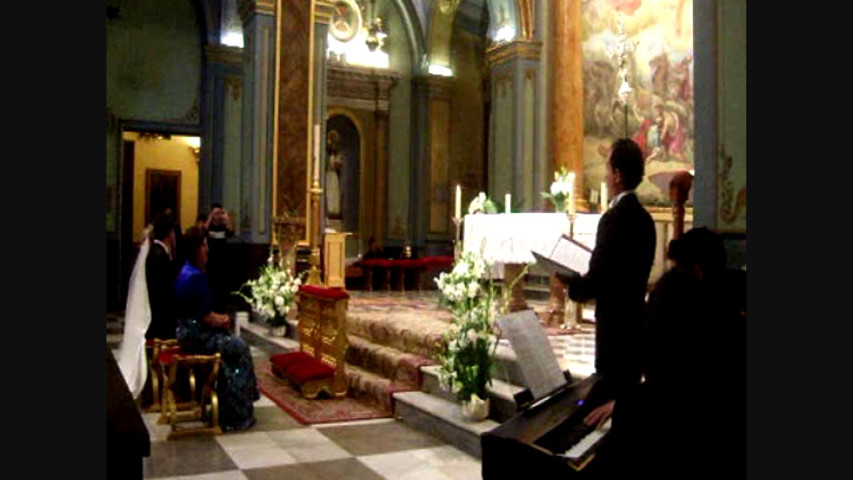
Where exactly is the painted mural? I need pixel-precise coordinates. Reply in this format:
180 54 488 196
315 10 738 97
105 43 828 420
582 0 694 205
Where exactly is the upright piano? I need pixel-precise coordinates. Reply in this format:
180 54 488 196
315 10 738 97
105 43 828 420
481 374 610 479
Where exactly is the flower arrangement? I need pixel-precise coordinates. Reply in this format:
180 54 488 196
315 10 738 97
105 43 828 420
541 167 574 212
467 192 499 215
433 250 517 410
235 252 304 328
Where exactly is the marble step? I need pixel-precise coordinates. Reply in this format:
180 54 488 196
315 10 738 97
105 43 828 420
419 365 524 423
346 334 435 387
346 310 451 358
344 363 419 414
394 391 499 459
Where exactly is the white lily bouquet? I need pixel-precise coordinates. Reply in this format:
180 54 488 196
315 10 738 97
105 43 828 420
467 192 499 215
434 250 500 406
235 253 304 327
541 167 574 212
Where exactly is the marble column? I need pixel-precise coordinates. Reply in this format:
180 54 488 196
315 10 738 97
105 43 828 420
203 45 243 227
238 0 276 244
486 39 543 212
551 0 586 212
409 75 454 256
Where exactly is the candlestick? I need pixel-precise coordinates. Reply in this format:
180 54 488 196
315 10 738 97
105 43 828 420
455 184 461 220
568 172 576 216
505 193 511 214
600 181 608 212
452 216 463 262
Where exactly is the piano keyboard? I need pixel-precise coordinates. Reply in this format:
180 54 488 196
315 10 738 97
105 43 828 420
563 417 612 460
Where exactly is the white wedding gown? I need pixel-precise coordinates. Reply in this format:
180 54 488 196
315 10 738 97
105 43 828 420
116 233 152 398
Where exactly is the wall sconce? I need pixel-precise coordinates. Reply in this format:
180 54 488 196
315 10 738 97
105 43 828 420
183 136 201 161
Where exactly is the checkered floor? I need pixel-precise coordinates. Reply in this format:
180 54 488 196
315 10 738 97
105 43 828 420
130 331 482 480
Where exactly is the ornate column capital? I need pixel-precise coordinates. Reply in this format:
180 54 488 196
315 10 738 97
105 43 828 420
238 0 275 24
314 0 336 24
413 75 454 101
204 45 244 66
486 39 542 69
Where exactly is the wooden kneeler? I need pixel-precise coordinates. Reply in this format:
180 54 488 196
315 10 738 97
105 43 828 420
270 286 349 399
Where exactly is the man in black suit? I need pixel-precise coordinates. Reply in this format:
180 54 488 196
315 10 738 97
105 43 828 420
205 203 234 313
559 138 656 426
146 213 177 340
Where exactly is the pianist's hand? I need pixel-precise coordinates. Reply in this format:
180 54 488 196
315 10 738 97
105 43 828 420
584 400 615 430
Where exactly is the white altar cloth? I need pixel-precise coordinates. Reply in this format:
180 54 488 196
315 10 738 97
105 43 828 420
463 213 601 270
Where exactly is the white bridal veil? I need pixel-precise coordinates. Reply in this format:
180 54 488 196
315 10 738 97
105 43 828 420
116 232 152 398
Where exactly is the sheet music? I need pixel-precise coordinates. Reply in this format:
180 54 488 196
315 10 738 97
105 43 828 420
498 310 567 400
549 235 592 276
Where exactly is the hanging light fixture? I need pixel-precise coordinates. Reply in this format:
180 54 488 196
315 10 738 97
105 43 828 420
364 0 386 51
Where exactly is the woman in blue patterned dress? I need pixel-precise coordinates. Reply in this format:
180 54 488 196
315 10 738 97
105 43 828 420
174 227 259 432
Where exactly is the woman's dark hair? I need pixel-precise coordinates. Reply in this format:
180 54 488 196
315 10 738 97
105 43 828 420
609 138 645 190
183 226 207 266
667 227 726 279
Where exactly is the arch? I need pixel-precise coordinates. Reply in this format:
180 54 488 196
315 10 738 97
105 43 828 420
389 0 427 66
325 107 366 241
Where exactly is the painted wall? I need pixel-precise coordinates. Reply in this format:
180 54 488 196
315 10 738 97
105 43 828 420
106 0 202 123
581 0 694 205
382 0 413 243
106 0 202 231
124 132 199 242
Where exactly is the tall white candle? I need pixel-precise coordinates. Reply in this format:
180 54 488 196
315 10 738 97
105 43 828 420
313 125 320 183
600 181 609 212
568 172 576 216
455 184 461 219
505 193 511 214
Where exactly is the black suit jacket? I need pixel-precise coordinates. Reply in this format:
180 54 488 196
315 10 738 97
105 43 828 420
566 192 655 403
145 242 177 340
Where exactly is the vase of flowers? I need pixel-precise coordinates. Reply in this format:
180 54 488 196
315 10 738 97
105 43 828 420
434 250 501 421
467 192 499 215
236 251 304 337
541 167 573 212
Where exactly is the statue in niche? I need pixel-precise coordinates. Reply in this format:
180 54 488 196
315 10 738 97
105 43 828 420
326 130 343 220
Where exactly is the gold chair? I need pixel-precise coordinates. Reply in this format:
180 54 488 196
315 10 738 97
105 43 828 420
158 347 222 439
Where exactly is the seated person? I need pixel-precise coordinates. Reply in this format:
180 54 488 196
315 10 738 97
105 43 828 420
362 236 384 259
584 227 743 478
174 227 259 432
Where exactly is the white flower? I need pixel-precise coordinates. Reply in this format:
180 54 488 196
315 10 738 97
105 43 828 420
466 329 478 344
275 296 284 306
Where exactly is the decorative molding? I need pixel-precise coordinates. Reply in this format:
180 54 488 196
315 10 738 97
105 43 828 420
486 39 542 68
238 0 276 23
718 152 747 227
314 0 337 25
167 97 200 124
205 45 243 66
225 75 243 101
525 67 536 81
326 65 400 112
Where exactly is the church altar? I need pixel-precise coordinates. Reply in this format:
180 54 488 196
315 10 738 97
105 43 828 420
463 212 601 315
463 213 600 269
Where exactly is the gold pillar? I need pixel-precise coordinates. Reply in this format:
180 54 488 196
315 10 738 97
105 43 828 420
551 0 587 212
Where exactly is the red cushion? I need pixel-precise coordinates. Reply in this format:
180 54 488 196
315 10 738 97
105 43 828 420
269 351 314 376
287 358 335 384
396 258 427 269
157 346 183 365
423 256 454 267
299 285 350 300
360 258 394 268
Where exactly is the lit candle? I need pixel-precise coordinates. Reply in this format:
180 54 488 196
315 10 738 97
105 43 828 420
600 181 608 212
505 193 511 214
313 124 320 183
455 184 461 219
568 172 576 216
